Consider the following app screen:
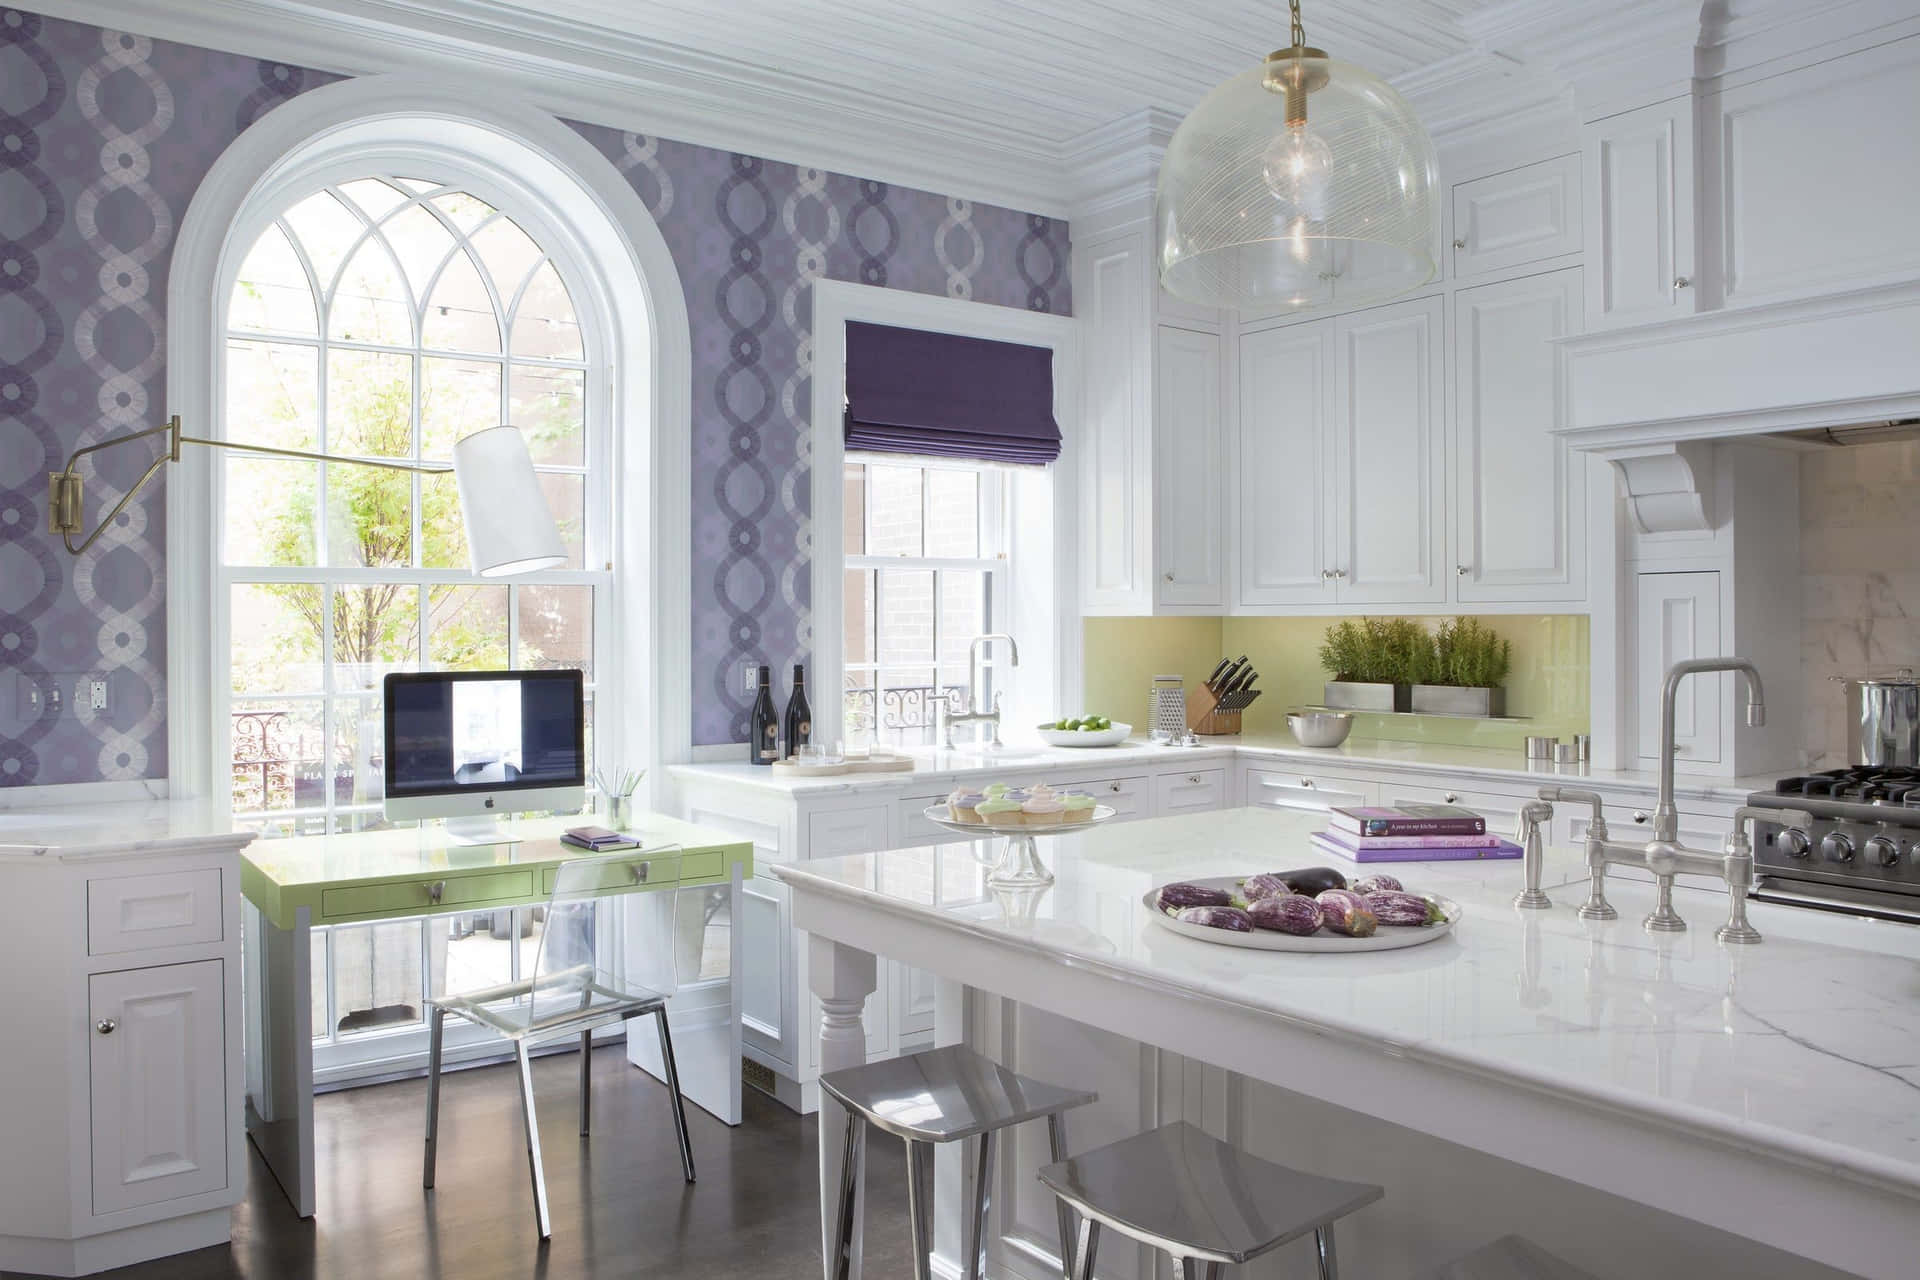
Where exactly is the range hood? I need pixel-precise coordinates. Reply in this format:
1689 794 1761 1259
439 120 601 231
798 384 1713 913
1553 279 1920 532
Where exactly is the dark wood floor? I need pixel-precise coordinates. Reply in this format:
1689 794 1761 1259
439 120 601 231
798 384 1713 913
38 1048 914 1280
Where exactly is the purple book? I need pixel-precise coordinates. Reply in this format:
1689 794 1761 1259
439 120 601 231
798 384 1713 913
1311 830 1522 864
1328 804 1486 836
1324 830 1502 849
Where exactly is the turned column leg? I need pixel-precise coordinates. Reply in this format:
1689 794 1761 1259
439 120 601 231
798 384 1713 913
811 934 878 1280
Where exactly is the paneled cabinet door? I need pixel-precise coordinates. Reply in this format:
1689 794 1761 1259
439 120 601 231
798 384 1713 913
89 960 228 1216
1154 325 1226 607
1237 319 1336 606
1635 570 1723 764
1453 269 1586 602
1079 232 1152 612
1585 97 1697 327
1332 295 1446 603
1449 153 1582 279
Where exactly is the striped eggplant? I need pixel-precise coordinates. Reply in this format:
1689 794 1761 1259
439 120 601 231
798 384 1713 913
1157 882 1231 913
1350 873 1404 895
1314 888 1378 937
1281 866 1348 895
1176 905 1253 932
1249 894 1322 936
1240 873 1294 902
1365 891 1443 926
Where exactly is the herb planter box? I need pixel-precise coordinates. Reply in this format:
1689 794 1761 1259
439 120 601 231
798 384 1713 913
1410 685 1506 717
1323 681 1410 713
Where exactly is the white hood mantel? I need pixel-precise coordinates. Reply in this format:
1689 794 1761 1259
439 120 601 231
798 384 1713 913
1553 279 1920 531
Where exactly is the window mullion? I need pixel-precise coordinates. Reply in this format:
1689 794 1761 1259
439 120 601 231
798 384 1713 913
321 583 335 830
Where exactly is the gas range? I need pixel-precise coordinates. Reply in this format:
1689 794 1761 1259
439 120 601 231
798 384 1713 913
1748 766 1920 922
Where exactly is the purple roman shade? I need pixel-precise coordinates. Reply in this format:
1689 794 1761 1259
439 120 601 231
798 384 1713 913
844 321 1061 465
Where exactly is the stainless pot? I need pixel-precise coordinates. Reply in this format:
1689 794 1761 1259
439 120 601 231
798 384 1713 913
1835 670 1920 766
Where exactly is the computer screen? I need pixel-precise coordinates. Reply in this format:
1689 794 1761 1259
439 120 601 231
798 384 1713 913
382 670 584 816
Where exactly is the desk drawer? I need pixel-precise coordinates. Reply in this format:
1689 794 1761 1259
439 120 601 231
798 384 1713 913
88 869 224 956
322 869 535 920
541 854 680 896
678 850 724 882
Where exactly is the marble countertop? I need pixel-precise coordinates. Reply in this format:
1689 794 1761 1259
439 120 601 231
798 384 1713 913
773 806 1920 1201
672 733 1776 803
0 796 255 861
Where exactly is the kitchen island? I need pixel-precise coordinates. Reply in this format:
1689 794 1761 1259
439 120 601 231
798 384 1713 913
775 806 1919 1280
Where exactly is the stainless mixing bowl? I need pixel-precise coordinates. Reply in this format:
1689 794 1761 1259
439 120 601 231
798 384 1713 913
1287 711 1354 748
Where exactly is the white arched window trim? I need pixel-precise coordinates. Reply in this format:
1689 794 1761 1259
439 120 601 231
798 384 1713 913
166 76 692 811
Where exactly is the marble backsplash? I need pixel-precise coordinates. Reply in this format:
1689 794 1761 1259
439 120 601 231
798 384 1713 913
1800 438 1920 767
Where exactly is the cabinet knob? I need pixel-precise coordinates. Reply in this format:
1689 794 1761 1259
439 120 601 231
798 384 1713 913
426 879 446 904
1109 781 1123 793
630 862 650 884
1332 569 1347 580
1163 571 1174 582
1633 811 1649 825
1673 275 1692 289
1187 774 1202 785
1457 564 1470 576
96 1018 117 1036
1445 793 1459 804
1300 777 1315 789
1321 568 1334 580
1453 237 1468 250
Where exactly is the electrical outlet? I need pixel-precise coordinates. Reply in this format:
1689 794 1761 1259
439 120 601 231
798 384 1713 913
14 674 44 718
88 678 108 712
740 660 759 695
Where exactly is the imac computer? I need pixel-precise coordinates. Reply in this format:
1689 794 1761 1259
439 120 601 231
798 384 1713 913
382 669 585 841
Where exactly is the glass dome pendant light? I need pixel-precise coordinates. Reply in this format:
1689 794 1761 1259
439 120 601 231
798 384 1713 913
1156 0 1441 313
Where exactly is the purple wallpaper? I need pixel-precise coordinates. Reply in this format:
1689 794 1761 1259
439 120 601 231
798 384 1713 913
0 7 1071 784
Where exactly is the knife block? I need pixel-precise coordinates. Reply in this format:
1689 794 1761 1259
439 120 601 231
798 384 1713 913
1185 685 1243 737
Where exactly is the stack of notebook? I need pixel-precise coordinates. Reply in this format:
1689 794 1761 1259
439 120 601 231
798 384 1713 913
1311 804 1522 863
562 825 640 852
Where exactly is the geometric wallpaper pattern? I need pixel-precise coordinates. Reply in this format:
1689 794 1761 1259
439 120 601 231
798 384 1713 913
0 7 1070 784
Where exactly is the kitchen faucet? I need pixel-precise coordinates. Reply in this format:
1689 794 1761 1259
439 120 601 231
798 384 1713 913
940 633 1020 748
1518 657 1795 945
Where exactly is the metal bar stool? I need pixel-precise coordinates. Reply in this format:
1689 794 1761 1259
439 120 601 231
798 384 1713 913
1038 1122 1383 1279
822 1044 1096 1280
1434 1234 1596 1279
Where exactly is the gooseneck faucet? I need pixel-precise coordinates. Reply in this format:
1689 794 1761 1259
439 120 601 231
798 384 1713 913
940 633 1021 748
1653 658 1765 843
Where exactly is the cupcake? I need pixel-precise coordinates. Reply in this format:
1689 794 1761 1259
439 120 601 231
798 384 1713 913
1003 787 1032 804
947 788 987 824
1060 791 1095 822
975 796 1024 826
983 783 1010 800
1022 793 1067 824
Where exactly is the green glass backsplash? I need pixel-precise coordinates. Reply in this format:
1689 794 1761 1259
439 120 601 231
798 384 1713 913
1083 615 1590 750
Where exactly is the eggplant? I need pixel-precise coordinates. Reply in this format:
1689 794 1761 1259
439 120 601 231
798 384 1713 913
1239 873 1293 903
1350 873 1404 895
1249 895 1322 936
1156 882 1232 913
1365 890 1443 927
1314 888 1377 937
1279 866 1348 895
1176 905 1253 932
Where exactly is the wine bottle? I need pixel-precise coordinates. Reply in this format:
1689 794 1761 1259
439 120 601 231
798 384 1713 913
749 665 779 766
783 664 812 757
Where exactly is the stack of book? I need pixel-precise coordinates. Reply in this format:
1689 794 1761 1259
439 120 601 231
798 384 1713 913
1312 804 1522 863
562 825 640 853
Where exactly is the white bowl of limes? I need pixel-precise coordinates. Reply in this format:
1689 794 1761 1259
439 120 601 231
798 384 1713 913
1036 717 1131 748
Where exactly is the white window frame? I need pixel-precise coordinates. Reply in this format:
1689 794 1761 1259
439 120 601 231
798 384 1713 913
810 279 1080 748
164 78 694 811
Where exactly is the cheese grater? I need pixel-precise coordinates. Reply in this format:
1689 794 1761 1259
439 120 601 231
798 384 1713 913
1151 675 1187 741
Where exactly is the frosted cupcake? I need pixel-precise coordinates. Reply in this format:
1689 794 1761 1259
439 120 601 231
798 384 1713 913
1003 787 1032 805
1022 793 1067 824
947 788 987 824
1060 791 1095 822
975 796 1024 826
982 783 1010 800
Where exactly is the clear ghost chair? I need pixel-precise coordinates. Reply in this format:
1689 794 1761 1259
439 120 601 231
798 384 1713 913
422 848 695 1240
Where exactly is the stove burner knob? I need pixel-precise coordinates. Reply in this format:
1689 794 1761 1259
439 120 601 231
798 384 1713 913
1774 828 1812 859
1821 831 1857 864
1866 835 1901 868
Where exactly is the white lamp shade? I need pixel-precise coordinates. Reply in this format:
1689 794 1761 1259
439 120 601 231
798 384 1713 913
451 426 567 577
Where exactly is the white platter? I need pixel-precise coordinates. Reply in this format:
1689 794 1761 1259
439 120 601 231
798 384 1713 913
923 803 1117 838
1141 876 1462 953
1035 721 1131 747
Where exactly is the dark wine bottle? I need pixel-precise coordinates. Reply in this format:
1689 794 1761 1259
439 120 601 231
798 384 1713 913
783 664 812 757
749 665 779 766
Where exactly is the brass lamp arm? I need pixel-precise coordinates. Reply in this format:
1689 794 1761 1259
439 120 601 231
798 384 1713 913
51 415 452 556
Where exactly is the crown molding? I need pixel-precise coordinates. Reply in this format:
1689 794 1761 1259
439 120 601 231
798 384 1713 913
1463 0 1705 120
1060 107 1181 223
27 0 1074 216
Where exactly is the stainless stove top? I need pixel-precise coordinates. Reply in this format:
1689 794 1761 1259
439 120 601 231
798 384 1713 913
1749 767 1920 921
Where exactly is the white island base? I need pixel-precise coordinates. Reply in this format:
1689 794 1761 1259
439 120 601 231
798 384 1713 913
778 808 1918 1280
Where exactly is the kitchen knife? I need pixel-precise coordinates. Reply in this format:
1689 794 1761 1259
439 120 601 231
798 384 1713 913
1204 656 1233 689
1226 666 1258 695
1211 657 1245 693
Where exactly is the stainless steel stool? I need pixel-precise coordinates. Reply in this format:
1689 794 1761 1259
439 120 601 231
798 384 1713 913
1435 1234 1596 1279
1038 1122 1383 1280
822 1045 1096 1280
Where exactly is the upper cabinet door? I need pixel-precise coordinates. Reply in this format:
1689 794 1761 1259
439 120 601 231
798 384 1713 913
1450 155 1582 280
1584 98 1697 327
1332 295 1446 604
1453 268 1586 603
1153 325 1226 608
1237 319 1336 607
1078 231 1153 613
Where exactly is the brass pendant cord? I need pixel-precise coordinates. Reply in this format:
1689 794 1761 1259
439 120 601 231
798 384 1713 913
1290 0 1307 51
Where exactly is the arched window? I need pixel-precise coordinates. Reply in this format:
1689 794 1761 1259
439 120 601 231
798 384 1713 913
220 170 608 835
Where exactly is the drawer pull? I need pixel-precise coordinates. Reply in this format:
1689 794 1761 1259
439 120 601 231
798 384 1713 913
1187 774 1202 785
96 1018 117 1036
1444 793 1458 804
1299 777 1314 789
426 880 446 904
1633 811 1648 825
630 863 650 884
1109 781 1123 793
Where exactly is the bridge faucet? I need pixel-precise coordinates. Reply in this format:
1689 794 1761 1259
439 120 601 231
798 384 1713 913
1653 658 1764 844
940 633 1020 748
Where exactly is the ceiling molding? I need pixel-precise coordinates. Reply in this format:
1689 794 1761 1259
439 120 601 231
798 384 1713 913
1463 0 1705 119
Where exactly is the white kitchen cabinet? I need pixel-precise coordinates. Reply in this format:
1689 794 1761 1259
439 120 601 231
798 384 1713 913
1154 767 1227 814
1237 318 1337 607
1453 268 1586 602
1584 97 1698 327
1450 154 1582 279
1154 324 1227 608
1634 570 1722 765
1332 294 1447 604
1242 765 1375 815
88 961 228 1216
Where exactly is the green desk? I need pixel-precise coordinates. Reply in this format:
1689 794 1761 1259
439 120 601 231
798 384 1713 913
238 814 752 1219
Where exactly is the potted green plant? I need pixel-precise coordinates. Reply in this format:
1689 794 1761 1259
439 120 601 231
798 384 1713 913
1319 618 1429 713
1411 617 1512 717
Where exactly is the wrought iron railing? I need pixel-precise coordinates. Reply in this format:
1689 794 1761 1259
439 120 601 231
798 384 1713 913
231 709 369 814
843 683 968 745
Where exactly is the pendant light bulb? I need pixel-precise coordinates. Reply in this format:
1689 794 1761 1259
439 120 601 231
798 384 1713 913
1262 121 1332 220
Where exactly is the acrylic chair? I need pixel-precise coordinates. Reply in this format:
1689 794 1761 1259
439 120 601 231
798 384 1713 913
422 848 696 1240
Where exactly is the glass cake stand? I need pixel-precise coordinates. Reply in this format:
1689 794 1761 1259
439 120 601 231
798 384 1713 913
921 803 1117 887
